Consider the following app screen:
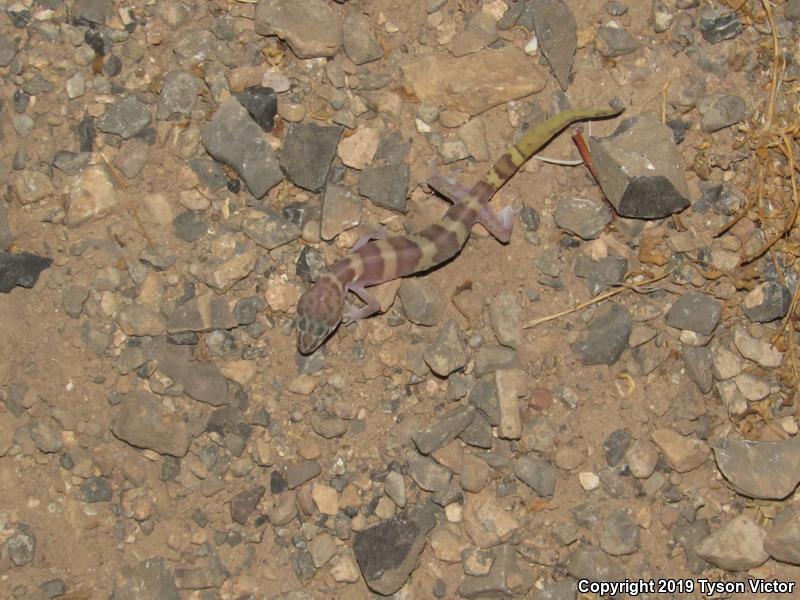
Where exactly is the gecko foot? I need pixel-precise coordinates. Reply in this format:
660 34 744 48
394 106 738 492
477 204 514 243
428 173 469 204
342 282 381 324
353 228 388 251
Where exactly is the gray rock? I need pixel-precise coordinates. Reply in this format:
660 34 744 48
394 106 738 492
399 278 446 325
235 86 278 132
359 164 410 213
112 557 180 600
567 548 624 583
602 428 632 467
384 471 406 508
743 281 791 323
765 507 800 565
473 345 517 377
96 96 152 139
468 375 500 426
532 0 576 90
673 518 712 573
699 6 742 43
353 504 437 595
409 454 452 492
488 291 521 348
152 339 228 406
167 293 237 334
571 303 632 365
412 405 476 455
424 320 469 377
554 197 611 240
666 292 721 335
286 460 321 489
698 93 748 132
172 211 207 242
174 30 225 67
80 322 112 356
156 71 199 121
713 437 800 500
0 35 17 66
695 514 768 571
786 0 800 21
596 25 639 56
230 485 266 524
574 254 628 295
29 419 63 453
536 578 580 600
514 454 556 496
681 345 714 393
0 251 52 293
458 544 533 598
280 123 342 192
589 114 690 218
201 99 282 198
310 411 348 439
40 579 68 598
343 11 383 64
290 550 315 583
112 390 192 457
79 476 113 503
255 0 343 59
207 405 252 457
241 209 301 250
459 412 493 449
8 528 36 565
72 0 112 25
599 509 640 555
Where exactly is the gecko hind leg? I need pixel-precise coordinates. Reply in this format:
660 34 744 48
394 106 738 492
428 173 470 204
353 228 388 251
477 204 514 243
343 282 381 324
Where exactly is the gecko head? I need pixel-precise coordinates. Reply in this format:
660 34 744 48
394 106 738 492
296 276 344 354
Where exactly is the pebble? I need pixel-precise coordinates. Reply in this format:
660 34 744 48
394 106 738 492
532 0 577 90
234 86 278 132
458 543 533 597
711 344 742 380
112 558 179 600
330 550 361 582
595 25 639 57
430 528 470 563
495 368 525 439
742 282 791 323
514 454 556 496
698 93 748 133
624 440 659 479
666 292 722 336
600 509 640 556
156 70 199 121
311 483 339 515
358 164 410 213
96 96 152 139
309 532 337 567
286 460 321 489
460 452 489 493
651 428 710 473
352 505 436 595
765 507 800 565
343 11 384 65
699 6 742 44
695 514 768 571
255 0 342 59
384 471 407 508
733 327 783 368
79 476 113 503
230 485 265 524
578 471 600 491
681 345 714 393
463 489 519 547
488 291 521 348
111 390 191 457
412 405 475 455
424 320 469 376
8 528 36 565
321 184 362 240
553 197 611 240
409 454 451 492
280 123 342 192
571 303 632 365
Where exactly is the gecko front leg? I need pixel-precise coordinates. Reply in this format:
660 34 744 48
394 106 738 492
477 204 514 243
343 281 381 324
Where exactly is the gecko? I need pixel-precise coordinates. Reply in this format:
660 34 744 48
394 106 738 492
296 105 623 354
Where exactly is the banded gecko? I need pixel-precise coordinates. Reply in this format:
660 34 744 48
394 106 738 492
296 106 622 354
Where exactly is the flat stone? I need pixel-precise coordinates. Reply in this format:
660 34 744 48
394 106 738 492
651 428 710 473
430 528 470 563
352 504 436 595
96 96 152 139
321 184 361 240
463 489 519 548
235 86 278 132
532 0 577 90
488 291 521 348
458 543 533 598
112 558 180 600
152 340 228 406
280 122 342 192
8 528 36 566
286 460 321 489
78 476 113 503
409 454 451 492
733 326 783 368
0 252 51 293
600 509 640 556
156 71 199 120
359 164 410 213
713 437 800 500
571 303 632 365
495 368 525 439
66 164 119 227
201 99 282 198
241 209 301 250
666 292 722 336
574 254 628 295
460 453 490 493
399 278 445 325
230 485 265 524
424 320 469 377
743 282 791 323
589 114 689 218
167 293 236 334
567 548 624 583
514 454 556 496
412 405 475 455
624 440 659 479
695 514 768 571
111 390 191 457
309 532 337 567
682 345 713 393
554 197 611 239
673 518 712 574
699 6 742 43
312 483 339 515
401 46 545 116
342 11 383 64
765 507 800 565
698 93 748 132
255 0 342 59
116 304 167 337
595 25 639 56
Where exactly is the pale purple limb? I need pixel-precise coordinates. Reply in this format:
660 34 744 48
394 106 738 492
342 282 381 323
477 204 514 243
353 228 388 251
428 173 470 204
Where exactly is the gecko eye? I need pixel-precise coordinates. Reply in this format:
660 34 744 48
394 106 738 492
296 315 308 331
312 321 328 337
